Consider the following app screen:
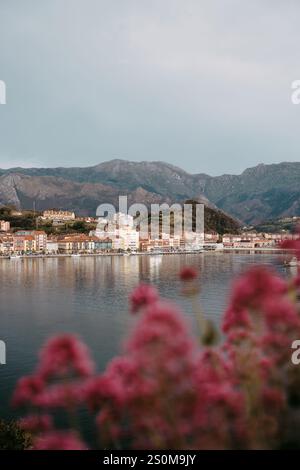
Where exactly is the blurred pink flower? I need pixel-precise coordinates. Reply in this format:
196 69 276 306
262 297 300 332
262 387 285 413
37 334 95 380
84 374 125 411
34 382 85 408
193 349 246 448
179 266 198 281
96 300 199 448
33 431 87 450
292 273 300 288
228 266 287 312
222 307 251 333
96 408 122 442
129 283 159 313
19 414 53 433
12 375 45 408
281 237 300 259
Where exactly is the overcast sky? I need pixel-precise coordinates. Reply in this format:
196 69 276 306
0 0 300 175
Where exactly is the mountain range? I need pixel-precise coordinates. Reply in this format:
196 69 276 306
0 160 299 225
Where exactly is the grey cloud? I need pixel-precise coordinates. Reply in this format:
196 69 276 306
0 0 300 175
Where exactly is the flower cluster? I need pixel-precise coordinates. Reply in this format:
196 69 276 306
129 283 159 313
12 335 94 449
11 259 300 449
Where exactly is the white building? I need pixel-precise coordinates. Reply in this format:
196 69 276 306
0 235 13 253
95 213 139 251
41 210 75 222
94 218 109 239
113 212 134 228
46 241 59 253
185 232 205 250
0 220 10 232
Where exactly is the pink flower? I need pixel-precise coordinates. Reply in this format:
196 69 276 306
262 388 285 412
292 273 300 288
129 283 159 313
96 409 122 442
179 266 198 281
12 375 45 408
262 332 296 365
229 266 287 312
126 301 196 358
192 349 246 448
19 414 53 433
33 431 87 450
222 307 251 333
222 266 289 336
224 329 256 346
281 237 300 259
37 334 95 380
34 382 85 408
262 297 300 332
196 349 235 385
84 374 125 411
93 300 200 448
258 357 274 381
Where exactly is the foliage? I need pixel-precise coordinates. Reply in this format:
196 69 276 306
0 419 32 450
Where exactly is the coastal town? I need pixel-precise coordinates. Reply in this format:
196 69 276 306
0 209 298 257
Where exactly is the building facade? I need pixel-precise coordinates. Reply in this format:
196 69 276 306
0 220 10 232
41 210 76 222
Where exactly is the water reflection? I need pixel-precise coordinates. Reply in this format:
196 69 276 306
0 253 286 420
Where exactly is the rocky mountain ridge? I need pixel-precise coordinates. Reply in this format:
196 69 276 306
1 160 299 224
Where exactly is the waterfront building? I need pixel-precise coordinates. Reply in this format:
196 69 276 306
204 232 219 243
0 220 10 232
94 218 109 239
57 239 73 253
139 235 188 252
185 232 205 250
34 231 48 251
232 240 256 249
222 231 299 248
115 227 139 251
94 238 112 251
14 230 47 252
46 240 59 253
0 235 13 253
56 234 112 253
95 213 139 251
140 238 173 252
263 232 299 242
13 235 36 253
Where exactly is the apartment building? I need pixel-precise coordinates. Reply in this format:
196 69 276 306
0 220 10 232
204 232 219 243
94 238 112 251
13 235 36 253
57 235 112 253
95 213 140 251
46 240 59 253
222 231 299 248
41 210 76 222
0 235 13 253
14 230 47 252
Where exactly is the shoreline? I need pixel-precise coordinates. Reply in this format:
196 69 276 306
0 248 292 260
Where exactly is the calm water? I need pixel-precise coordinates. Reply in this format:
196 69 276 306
0 252 289 420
